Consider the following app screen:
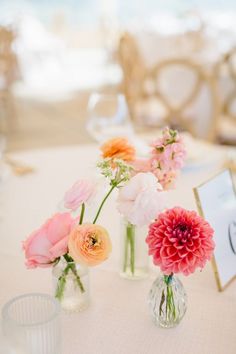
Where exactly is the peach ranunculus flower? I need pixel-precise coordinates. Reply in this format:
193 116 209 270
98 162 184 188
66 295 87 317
100 137 136 162
23 213 75 268
64 179 96 211
117 172 166 226
68 223 112 266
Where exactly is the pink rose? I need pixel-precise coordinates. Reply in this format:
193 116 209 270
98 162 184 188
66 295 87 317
68 223 112 266
64 179 95 211
117 172 165 226
23 213 75 268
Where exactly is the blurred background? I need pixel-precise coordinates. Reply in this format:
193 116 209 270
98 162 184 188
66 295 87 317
0 0 236 152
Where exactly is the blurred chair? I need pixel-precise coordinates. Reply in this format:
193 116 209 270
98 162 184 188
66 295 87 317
118 32 146 116
0 26 18 130
119 47 219 140
215 47 236 145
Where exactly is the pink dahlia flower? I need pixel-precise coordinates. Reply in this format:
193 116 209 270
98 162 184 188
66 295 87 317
146 207 215 275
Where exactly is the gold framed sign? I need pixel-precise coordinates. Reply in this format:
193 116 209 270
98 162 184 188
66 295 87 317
194 169 236 291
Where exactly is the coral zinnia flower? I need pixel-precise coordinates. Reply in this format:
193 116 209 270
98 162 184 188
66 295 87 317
100 137 136 162
146 207 214 275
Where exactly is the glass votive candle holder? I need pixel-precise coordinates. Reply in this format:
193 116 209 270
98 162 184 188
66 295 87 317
1 293 61 354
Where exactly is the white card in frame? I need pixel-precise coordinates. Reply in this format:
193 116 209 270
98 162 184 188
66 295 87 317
194 169 236 291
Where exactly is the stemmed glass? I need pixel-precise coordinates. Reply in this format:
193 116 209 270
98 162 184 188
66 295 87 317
86 93 134 143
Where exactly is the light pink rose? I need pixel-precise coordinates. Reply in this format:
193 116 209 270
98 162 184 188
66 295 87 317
23 213 75 268
64 179 95 211
117 172 165 226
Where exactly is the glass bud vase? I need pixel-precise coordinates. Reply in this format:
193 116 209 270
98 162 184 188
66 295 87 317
52 258 89 313
120 218 149 280
148 273 187 328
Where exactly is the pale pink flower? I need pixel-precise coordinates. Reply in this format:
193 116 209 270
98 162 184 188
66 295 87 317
64 179 95 211
130 158 152 174
117 172 165 226
151 126 178 148
23 213 75 268
150 168 178 190
151 129 186 172
68 223 112 266
131 128 186 190
146 207 215 276
151 142 185 171
147 127 187 190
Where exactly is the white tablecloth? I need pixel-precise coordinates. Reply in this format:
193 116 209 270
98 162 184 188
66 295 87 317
0 145 236 354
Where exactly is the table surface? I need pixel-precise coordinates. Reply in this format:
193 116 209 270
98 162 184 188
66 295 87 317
0 144 236 354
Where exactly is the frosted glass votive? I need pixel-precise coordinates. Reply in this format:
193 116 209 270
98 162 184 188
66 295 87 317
1 293 61 354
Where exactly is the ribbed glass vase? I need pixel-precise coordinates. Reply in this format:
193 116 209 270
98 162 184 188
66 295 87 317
120 218 149 280
148 273 187 328
52 258 89 313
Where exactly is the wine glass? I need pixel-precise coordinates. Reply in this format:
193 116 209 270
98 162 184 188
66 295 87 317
86 93 134 143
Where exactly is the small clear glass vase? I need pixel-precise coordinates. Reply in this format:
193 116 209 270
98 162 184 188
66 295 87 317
120 218 149 280
52 258 89 313
148 273 187 328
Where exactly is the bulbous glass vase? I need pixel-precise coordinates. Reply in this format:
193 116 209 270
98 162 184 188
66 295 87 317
148 273 187 328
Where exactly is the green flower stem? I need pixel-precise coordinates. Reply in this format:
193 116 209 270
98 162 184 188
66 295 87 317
92 184 116 224
129 224 135 274
123 222 135 275
79 203 85 225
123 230 129 273
69 263 85 293
63 254 85 293
55 264 70 301
55 254 85 300
92 177 126 225
162 274 176 322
